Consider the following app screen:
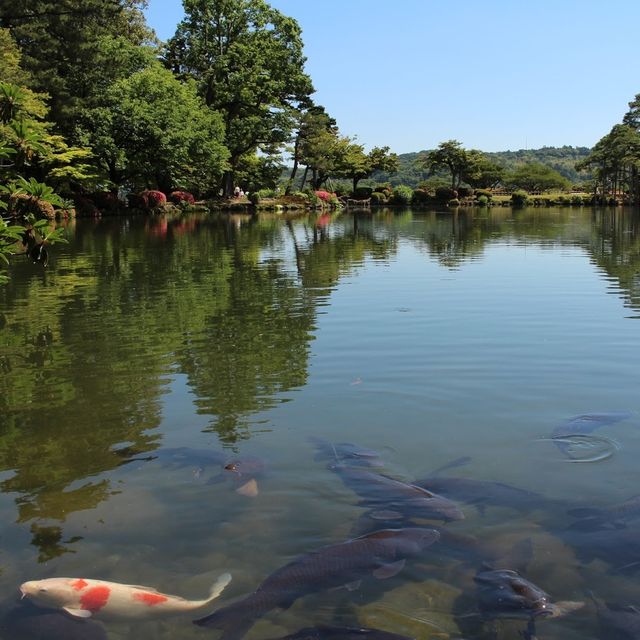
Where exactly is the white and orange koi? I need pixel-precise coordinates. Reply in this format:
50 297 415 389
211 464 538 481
19 572 231 619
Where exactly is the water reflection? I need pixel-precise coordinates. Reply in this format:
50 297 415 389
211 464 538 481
0 206 639 630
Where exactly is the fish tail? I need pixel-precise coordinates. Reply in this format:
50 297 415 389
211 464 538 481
193 599 257 640
204 572 232 605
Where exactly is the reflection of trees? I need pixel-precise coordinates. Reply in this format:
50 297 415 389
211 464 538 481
3 206 640 559
0 211 402 556
586 209 640 313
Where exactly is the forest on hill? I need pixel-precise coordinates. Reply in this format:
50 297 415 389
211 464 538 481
371 145 593 188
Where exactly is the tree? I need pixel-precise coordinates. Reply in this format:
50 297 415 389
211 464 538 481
165 0 314 196
340 144 399 193
81 63 229 194
461 150 505 189
418 140 469 190
2 0 155 138
503 162 571 193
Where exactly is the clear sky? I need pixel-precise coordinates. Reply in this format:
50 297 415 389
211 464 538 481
144 0 640 155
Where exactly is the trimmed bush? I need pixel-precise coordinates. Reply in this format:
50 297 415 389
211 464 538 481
571 195 583 206
474 189 492 200
457 186 473 198
143 190 167 208
353 187 373 199
169 191 196 205
248 192 260 205
411 188 431 205
314 190 336 203
448 198 460 207
434 187 457 203
511 190 529 207
476 195 489 206
370 192 387 205
74 194 100 217
391 185 413 205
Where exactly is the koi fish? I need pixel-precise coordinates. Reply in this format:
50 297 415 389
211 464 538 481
330 464 464 523
193 528 440 640
19 572 231 620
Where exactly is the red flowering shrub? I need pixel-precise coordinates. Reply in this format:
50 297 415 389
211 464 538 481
128 190 167 209
169 191 196 205
314 190 335 202
142 190 167 208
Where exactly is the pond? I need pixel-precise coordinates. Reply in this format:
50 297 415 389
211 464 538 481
1 206 640 639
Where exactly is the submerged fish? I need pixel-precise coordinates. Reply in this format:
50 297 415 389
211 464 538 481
331 464 464 523
551 412 632 458
591 594 640 639
474 568 556 621
19 573 231 620
309 437 385 467
193 528 440 640
266 626 415 640
0 600 107 640
208 455 266 497
552 412 632 439
567 494 640 530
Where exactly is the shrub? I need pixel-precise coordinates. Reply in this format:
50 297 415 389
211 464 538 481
448 198 460 207
511 190 529 207
257 188 276 199
476 195 489 206
248 192 260 205
73 194 100 217
370 192 387 205
353 187 373 199
411 188 431 205
391 185 413 205
434 187 457 203
474 189 492 200
457 186 473 198
11 193 56 219
90 191 121 211
571 195 583 206
169 191 195 205
314 190 335 203
136 190 166 209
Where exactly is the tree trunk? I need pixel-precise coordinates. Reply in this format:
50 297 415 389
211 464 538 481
223 170 234 198
300 166 309 190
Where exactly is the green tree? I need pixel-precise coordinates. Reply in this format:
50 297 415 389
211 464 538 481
503 162 571 192
165 0 314 197
418 140 469 190
81 63 228 194
461 150 505 189
2 0 154 137
340 144 399 193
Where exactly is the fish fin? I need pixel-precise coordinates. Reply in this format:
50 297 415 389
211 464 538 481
551 601 585 618
345 580 362 592
205 572 232 604
236 479 259 497
368 509 403 521
63 607 93 618
373 558 405 579
430 456 472 477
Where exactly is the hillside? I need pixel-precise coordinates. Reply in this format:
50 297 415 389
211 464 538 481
372 145 592 187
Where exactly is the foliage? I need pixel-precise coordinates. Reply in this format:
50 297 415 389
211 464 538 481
417 140 469 189
391 185 413 205
169 191 196 205
314 190 335 203
3 0 155 137
165 0 314 196
511 190 529 207
504 162 571 192
338 143 399 192
411 188 430 205
370 191 387 204
81 63 228 194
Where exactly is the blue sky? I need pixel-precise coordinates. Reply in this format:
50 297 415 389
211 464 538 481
144 0 640 154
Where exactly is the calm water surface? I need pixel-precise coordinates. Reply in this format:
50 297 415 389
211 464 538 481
1 207 640 639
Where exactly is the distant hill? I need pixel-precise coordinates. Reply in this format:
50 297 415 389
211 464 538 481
372 145 593 187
